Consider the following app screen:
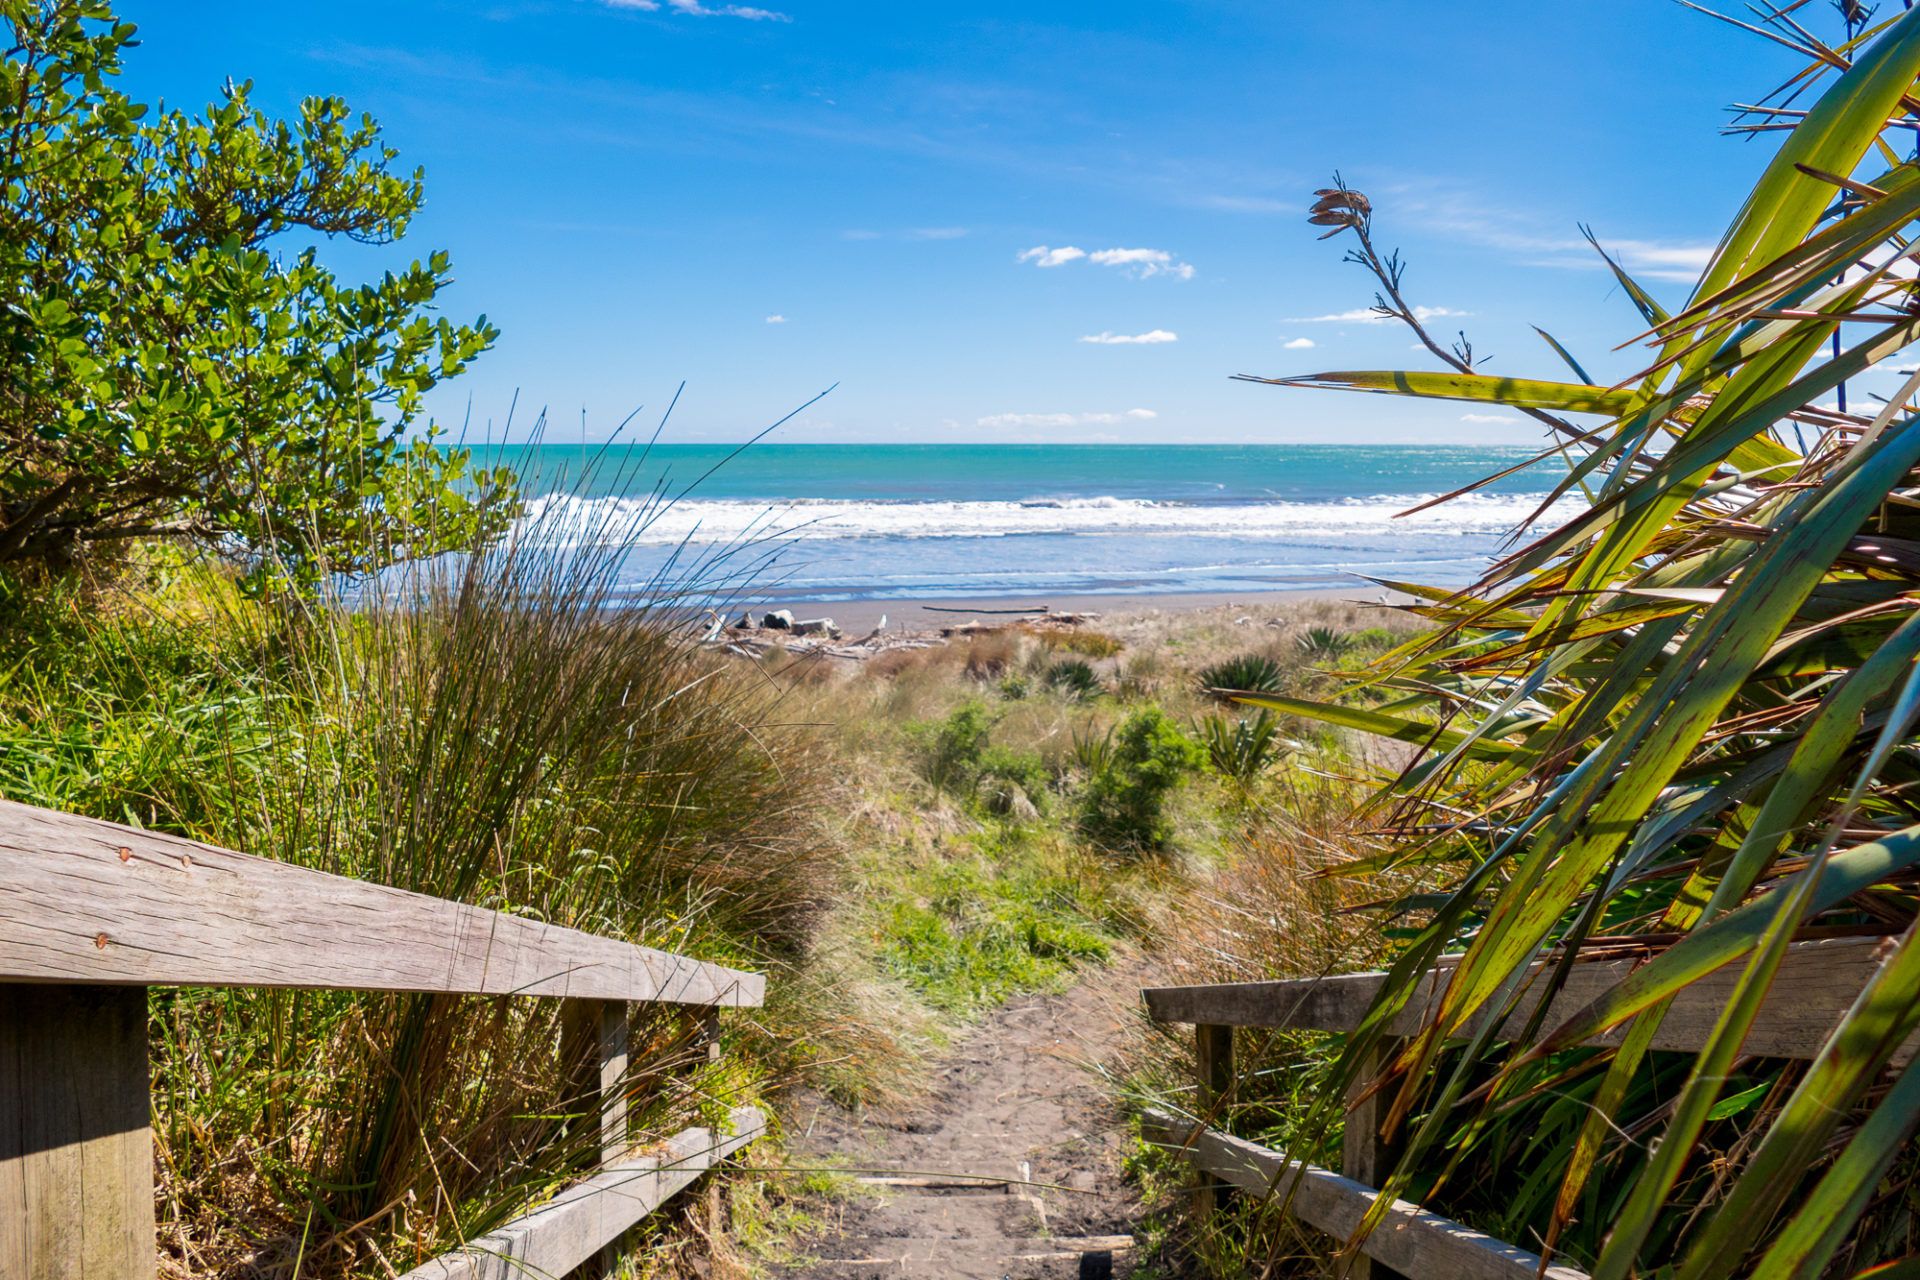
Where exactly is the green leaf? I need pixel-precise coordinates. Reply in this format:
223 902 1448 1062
1251 369 1635 415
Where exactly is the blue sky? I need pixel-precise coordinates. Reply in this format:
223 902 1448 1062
128 2 1820 444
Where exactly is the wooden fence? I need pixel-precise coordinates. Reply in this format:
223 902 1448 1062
1140 934 1904 1280
0 798 767 1279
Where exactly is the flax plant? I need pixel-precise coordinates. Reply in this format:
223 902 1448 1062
1230 5 1920 1274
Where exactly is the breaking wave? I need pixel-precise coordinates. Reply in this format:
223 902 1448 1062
512 491 1580 547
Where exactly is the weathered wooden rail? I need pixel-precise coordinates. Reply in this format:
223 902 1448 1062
1141 935 1902 1280
0 798 767 1279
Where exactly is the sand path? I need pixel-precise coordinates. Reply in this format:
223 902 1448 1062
775 962 1151 1279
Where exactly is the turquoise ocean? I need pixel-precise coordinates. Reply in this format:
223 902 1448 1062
487 443 1573 604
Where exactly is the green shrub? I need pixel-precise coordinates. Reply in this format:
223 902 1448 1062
1044 656 1104 701
976 744 1048 817
1347 626 1401 653
1077 707 1206 850
1197 651 1287 701
911 700 994 794
0 1 508 588
909 702 1049 814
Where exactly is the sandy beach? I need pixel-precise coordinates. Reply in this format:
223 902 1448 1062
749 585 1413 636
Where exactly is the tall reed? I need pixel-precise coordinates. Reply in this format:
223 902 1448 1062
5 465 841 1276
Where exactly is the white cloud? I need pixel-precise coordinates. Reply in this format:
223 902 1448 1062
1089 247 1196 279
1079 329 1178 345
1395 190 1714 283
1515 239 1713 282
601 0 790 19
1089 247 1166 267
1019 245 1087 268
976 408 1158 428
764 314 786 324
1019 244 1193 278
1281 337 1316 350
1287 305 1469 325
1460 413 1519 424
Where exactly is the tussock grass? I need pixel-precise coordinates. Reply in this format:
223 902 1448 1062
1 499 870 1276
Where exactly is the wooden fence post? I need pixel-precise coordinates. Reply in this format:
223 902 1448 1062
1194 1022 1234 1218
686 1007 723 1241
0 984 155 1280
1341 1040 1407 1280
563 998 631 1279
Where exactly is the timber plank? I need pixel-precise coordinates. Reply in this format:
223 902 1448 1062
396 1107 765 1280
1142 936 1903 1061
0 984 154 1280
1140 1110 1589 1280
0 800 763 1007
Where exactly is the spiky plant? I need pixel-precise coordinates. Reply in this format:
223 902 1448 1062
1232 8 1920 1276
1197 652 1288 702
1198 710 1285 784
1044 656 1104 701
1293 626 1354 666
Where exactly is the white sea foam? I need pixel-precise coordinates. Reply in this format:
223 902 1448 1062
513 491 1583 547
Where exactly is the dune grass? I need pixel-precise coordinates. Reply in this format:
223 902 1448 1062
0 504 874 1276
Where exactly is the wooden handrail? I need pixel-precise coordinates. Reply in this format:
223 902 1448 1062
1143 934 1900 1061
1139 1111 1588 1280
397 1107 767 1280
0 799 768 1280
1141 937 1912 1280
0 799 763 1005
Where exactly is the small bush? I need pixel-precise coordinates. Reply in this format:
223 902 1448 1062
997 673 1031 700
1197 651 1287 702
1044 657 1104 701
976 744 1048 817
911 700 994 794
1348 626 1401 653
909 704 1047 815
1078 708 1206 850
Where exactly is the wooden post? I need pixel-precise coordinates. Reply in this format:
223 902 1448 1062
564 1000 630 1164
687 1007 724 1243
1341 1040 1407 1280
1194 1022 1234 1218
562 999 630 1279
0 984 155 1280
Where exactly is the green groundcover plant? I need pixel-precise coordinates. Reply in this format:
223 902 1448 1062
0 0 509 589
